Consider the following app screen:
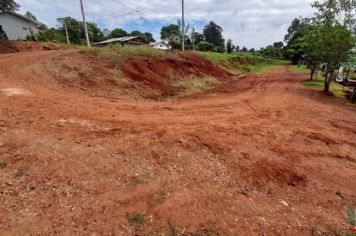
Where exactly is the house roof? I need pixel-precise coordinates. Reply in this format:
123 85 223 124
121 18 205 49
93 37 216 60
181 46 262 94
93 36 148 45
0 11 46 30
149 41 169 46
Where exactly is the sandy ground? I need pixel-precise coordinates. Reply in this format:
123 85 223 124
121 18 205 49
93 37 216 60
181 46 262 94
0 50 356 235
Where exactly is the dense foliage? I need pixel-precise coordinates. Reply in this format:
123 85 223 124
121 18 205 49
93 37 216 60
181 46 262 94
0 0 19 12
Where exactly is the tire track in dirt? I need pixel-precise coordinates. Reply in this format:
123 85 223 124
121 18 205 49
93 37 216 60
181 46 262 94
0 50 356 235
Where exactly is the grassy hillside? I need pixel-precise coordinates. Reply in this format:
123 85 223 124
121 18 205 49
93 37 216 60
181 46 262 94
197 51 289 73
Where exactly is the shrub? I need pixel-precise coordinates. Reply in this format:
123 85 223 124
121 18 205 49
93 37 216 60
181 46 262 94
196 41 215 52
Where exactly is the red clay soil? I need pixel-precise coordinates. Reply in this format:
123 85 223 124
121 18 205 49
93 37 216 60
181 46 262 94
0 41 62 54
122 53 233 95
0 49 356 235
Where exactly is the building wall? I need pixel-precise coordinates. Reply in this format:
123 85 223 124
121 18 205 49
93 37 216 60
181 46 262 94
0 13 40 40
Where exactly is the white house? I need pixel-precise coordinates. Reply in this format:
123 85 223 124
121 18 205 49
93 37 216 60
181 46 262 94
149 41 171 50
0 11 46 40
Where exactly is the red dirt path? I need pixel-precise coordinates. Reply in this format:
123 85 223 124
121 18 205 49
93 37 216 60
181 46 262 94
0 50 356 235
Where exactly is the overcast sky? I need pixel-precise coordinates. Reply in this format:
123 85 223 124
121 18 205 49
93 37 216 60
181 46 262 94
16 0 315 49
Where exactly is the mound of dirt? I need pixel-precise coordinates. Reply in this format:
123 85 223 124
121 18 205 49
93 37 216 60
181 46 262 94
122 53 234 95
0 41 62 54
244 159 308 188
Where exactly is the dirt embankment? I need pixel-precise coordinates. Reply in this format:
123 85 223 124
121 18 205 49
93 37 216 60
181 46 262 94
121 53 234 95
0 41 63 54
0 42 235 98
1 44 356 235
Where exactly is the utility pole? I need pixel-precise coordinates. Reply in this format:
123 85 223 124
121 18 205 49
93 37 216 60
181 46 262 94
64 21 70 45
80 0 90 47
192 27 195 51
181 0 185 51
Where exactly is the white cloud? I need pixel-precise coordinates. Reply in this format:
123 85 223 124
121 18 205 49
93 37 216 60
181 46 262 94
16 0 315 48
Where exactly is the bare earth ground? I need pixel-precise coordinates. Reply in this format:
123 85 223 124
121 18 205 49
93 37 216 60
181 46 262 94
0 50 356 235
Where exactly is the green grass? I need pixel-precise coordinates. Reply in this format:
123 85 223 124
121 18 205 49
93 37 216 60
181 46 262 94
303 76 347 99
167 74 220 97
290 65 310 73
80 45 168 61
197 51 289 73
126 212 146 228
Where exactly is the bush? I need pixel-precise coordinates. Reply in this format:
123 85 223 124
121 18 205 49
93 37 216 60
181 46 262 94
196 41 215 52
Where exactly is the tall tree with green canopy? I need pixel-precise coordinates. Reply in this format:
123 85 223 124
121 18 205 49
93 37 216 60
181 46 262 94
302 0 356 91
144 32 155 42
161 24 180 50
226 39 234 54
57 17 82 44
85 22 104 43
203 21 225 52
284 17 313 64
108 28 128 39
0 0 20 12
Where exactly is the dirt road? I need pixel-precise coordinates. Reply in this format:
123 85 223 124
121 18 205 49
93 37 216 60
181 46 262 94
0 50 356 235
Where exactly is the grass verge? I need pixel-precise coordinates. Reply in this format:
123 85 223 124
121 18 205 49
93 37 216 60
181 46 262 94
303 76 347 99
290 65 310 74
79 45 168 61
167 74 220 97
197 51 289 73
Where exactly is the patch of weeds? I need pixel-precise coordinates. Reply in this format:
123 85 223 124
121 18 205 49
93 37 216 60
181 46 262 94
290 65 310 73
168 74 219 97
303 80 324 88
131 173 148 185
126 212 146 228
14 169 25 178
168 223 183 236
80 46 168 61
0 162 7 169
302 76 347 100
148 190 167 208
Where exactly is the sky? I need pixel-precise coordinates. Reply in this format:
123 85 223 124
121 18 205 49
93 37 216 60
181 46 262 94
16 0 316 49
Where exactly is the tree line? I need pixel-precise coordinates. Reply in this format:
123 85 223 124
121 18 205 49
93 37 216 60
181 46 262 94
283 0 355 91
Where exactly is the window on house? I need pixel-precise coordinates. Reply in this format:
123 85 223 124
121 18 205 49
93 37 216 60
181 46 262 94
23 27 28 31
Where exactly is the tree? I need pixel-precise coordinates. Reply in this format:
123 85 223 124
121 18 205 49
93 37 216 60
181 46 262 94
260 45 283 59
312 0 356 33
302 0 356 91
103 29 111 38
0 0 20 12
161 24 181 50
302 24 354 90
144 32 155 42
57 17 82 44
284 17 313 64
241 46 248 52
24 11 37 21
196 41 215 52
36 28 66 42
249 48 255 53
273 41 284 49
108 28 128 39
235 45 240 52
226 39 234 54
203 21 225 52
85 22 104 43
191 31 204 45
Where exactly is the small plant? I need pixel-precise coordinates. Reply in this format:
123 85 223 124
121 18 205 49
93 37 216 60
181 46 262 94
0 162 7 169
126 212 146 228
14 169 25 178
131 173 149 185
